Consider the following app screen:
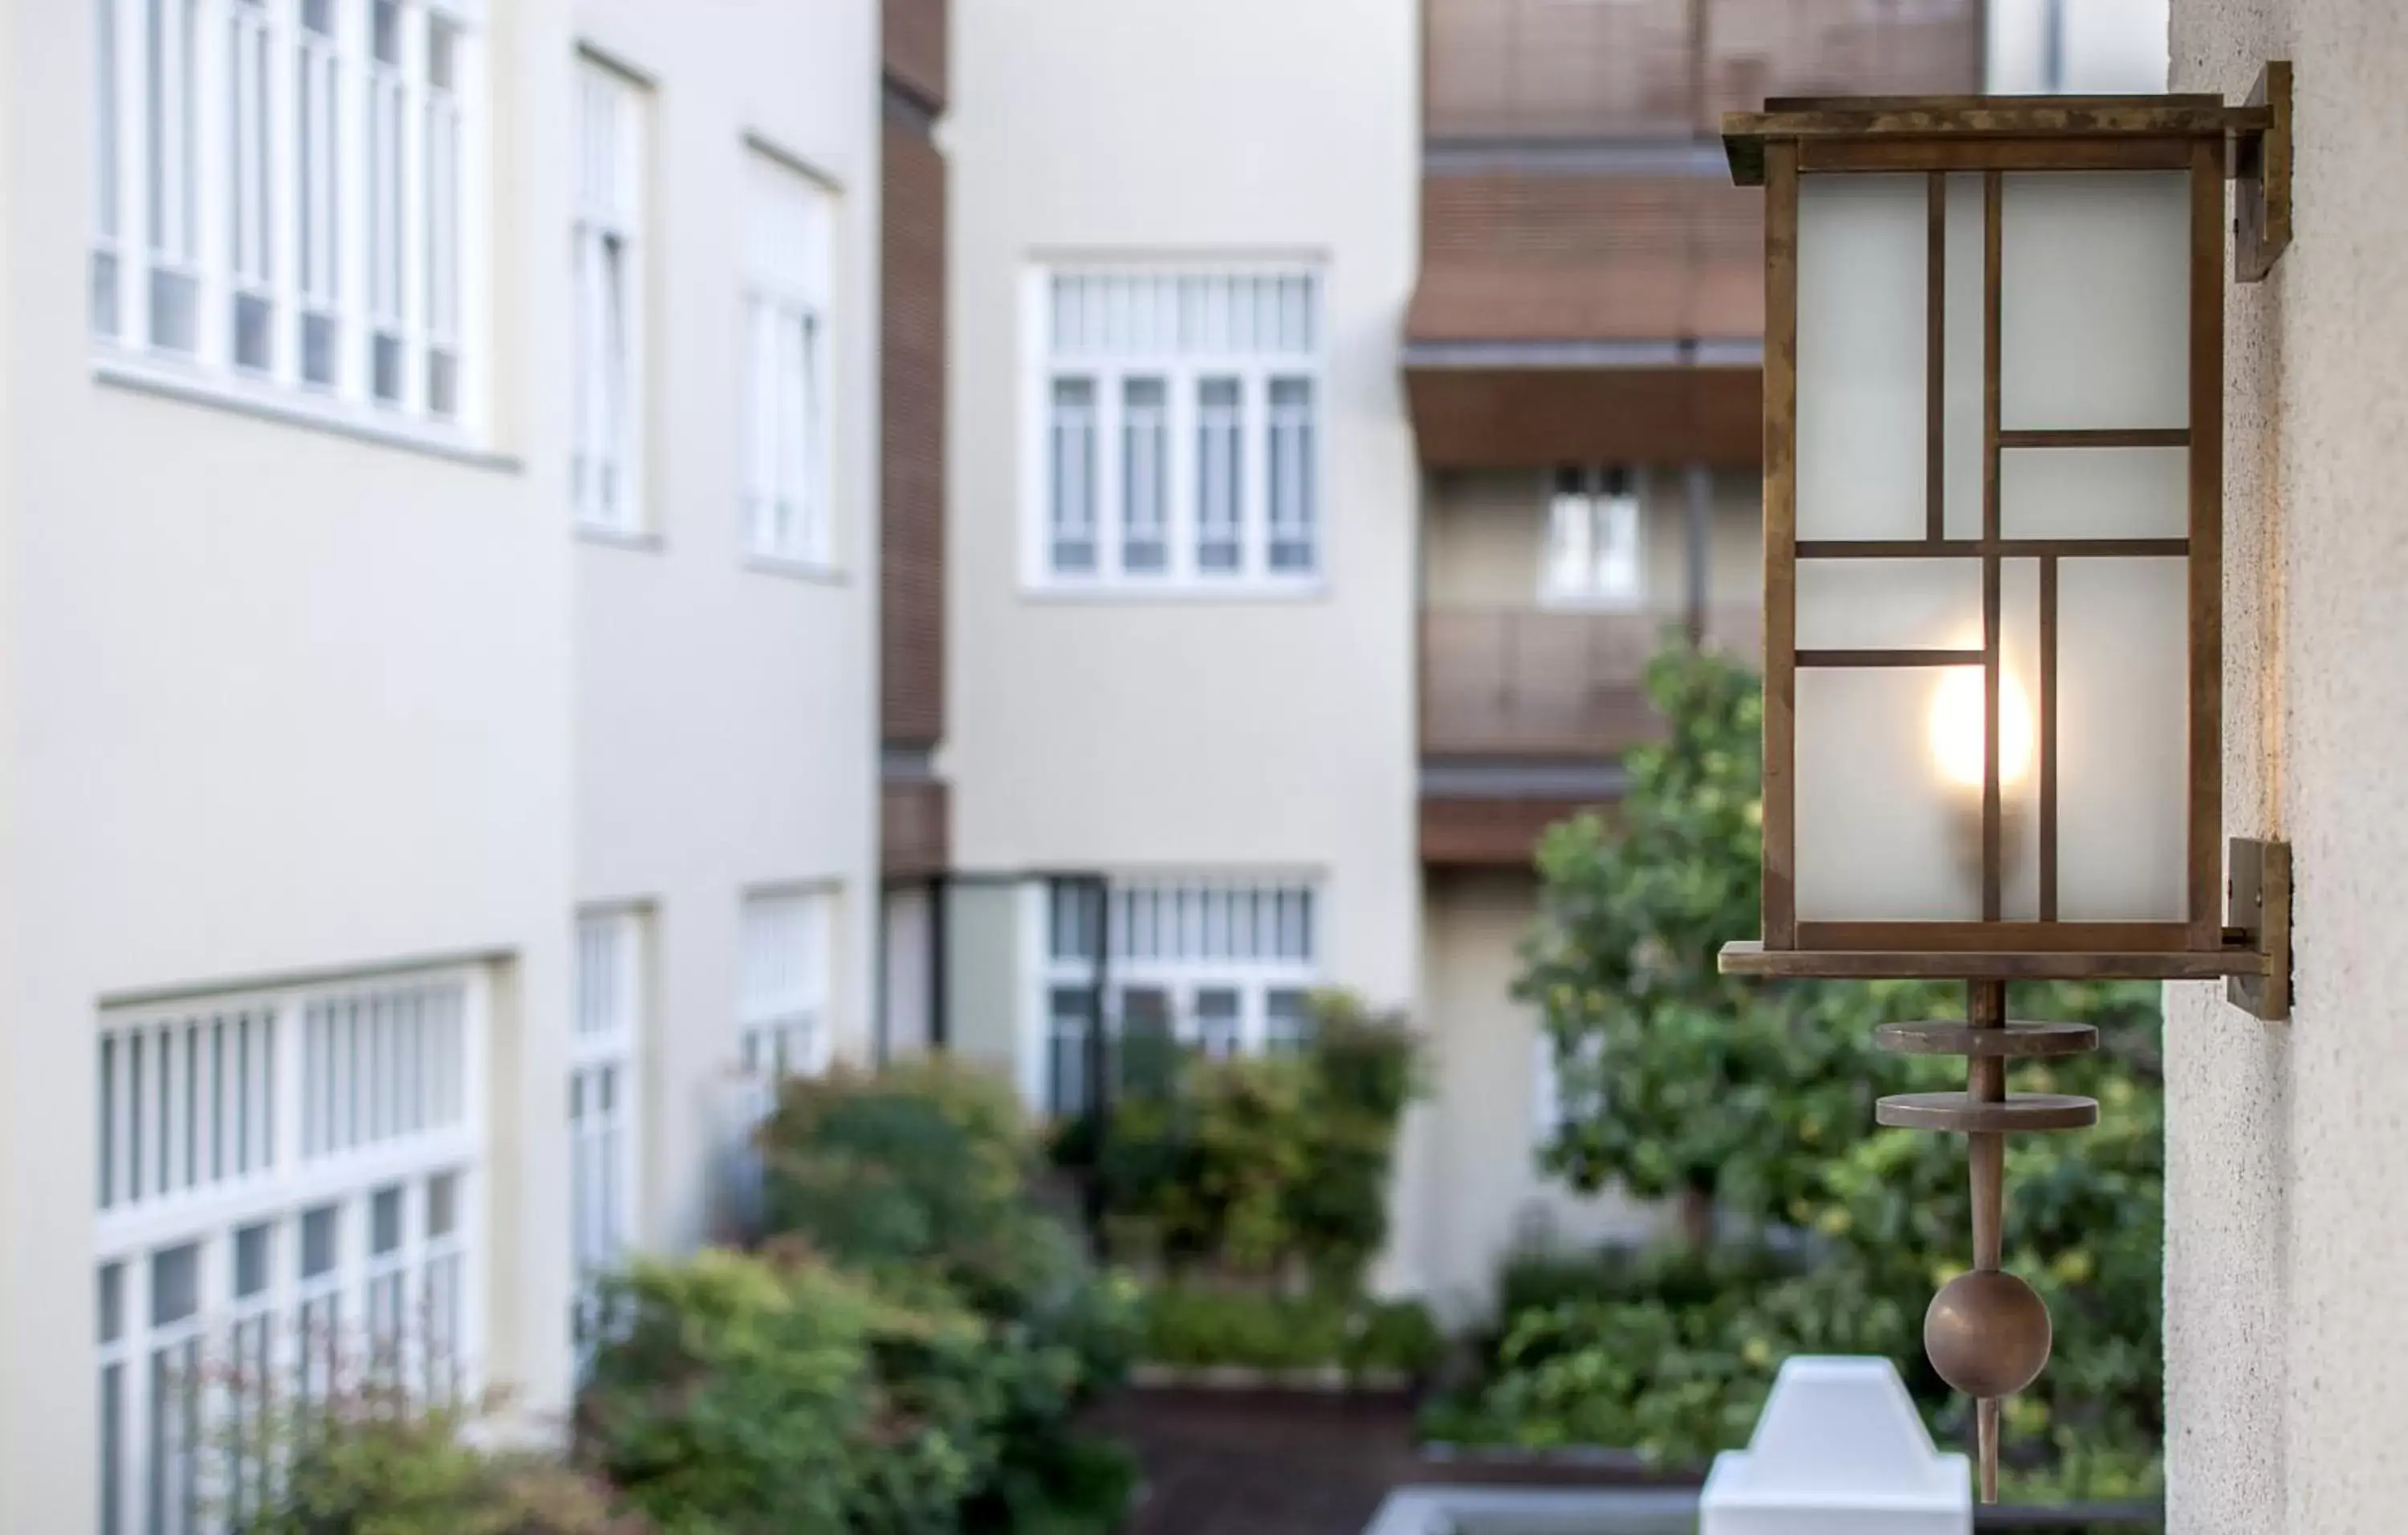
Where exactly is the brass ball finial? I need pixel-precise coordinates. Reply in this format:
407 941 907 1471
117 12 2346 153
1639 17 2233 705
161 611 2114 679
1924 1268 2052 1400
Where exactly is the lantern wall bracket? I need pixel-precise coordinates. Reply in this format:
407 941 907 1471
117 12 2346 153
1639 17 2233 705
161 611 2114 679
2232 61 2292 283
2225 837 2292 1020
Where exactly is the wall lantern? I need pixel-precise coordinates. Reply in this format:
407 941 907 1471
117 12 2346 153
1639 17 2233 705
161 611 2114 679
1719 69 2296 1502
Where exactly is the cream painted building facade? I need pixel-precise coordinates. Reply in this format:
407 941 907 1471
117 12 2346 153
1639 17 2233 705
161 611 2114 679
0 0 883 1528
566 0 881 1264
940 0 1449 1293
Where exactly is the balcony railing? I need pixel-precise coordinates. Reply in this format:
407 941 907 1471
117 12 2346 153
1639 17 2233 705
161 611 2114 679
1421 605 1764 759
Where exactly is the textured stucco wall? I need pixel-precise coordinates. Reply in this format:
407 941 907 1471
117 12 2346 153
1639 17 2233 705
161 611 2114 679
2165 6 2408 1531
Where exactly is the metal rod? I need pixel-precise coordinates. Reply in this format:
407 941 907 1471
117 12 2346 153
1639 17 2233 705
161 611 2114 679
1969 978 2007 1504
1979 1398 2001 1504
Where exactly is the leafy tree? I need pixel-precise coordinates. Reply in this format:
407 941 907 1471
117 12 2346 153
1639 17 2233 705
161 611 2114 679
1494 643 2166 1498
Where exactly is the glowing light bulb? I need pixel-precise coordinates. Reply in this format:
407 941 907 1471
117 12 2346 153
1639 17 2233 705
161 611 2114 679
1929 669 2035 791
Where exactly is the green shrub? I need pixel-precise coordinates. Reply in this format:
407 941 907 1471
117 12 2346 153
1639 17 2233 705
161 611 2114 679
236 1387 634 1535
1345 1297 1446 1380
1139 1286 1442 1382
757 1058 1065 1316
1493 1241 1800 1322
1095 991 1423 1293
750 1059 1138 1534
580 1246 998 1535
1141 1286 1347 1372
1423 1295 1772 1465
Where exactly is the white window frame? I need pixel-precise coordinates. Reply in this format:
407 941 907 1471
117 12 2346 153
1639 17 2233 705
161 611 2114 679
93 966 488 1535
571 907 645 1345
92 0 490 448
1038 877 1318 1118
1540 465 1648 609
742 146 838 570
1023 265 1326 593
571 52 645 535
738 889 834 1085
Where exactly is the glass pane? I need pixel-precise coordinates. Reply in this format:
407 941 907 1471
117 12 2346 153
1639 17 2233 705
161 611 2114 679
149 269 197 352
429 1171 458 1237
1265 988 1312 1053
1194 987 1241 1059
98 1263 125 1344
1121 378 1166 573
99 1360 123 1535
1269 377 1315 572
300 1203 338 1277
373 332 403 402
1047 987 1094 1118
233 1224 270 1299
150 1244 199 1326
2000 171 2190 432
1119 987 1177 1099
1796 666 1989 922
2000 446 2188 541
1796 175 1926 541
90 252 120 339
1795 559 1984 651
303 313 337 385
1050 377 1096 572
2056 556 2190 919
1942 173 1986 539
372 1185 402 1254
1196 377 1243 572
234 291 271 370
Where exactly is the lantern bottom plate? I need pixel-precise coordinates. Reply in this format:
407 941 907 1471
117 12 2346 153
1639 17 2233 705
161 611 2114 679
1876 1091 2100 1133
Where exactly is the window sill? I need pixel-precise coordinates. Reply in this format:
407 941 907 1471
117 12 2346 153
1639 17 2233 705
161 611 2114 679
576 523 666 554
743 554 848 586
92 352 518 472
1020 578 1328 605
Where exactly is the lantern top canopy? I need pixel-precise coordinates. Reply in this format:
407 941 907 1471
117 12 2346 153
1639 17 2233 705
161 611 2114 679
1716 73 2294 991
1723 95 2268 189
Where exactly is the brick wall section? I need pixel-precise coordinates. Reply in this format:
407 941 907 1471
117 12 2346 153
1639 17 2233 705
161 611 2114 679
882 0 947 112
881 113 946 748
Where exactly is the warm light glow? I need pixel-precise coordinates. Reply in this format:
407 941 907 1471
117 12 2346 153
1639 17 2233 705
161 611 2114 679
1929 669 2036 791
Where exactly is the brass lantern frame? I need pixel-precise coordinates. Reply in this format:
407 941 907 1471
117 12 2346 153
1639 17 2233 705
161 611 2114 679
1717 72 2294 1000
1713 71 2297 1502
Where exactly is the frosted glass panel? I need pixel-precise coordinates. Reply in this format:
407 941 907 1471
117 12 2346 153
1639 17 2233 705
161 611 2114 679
1796 560 1983 651
2000 446 2188 540
2000 172 2190 431
1797 177 1926 541
1796 667 1987 922
1942 173 1986 539
2057 558 2189 920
